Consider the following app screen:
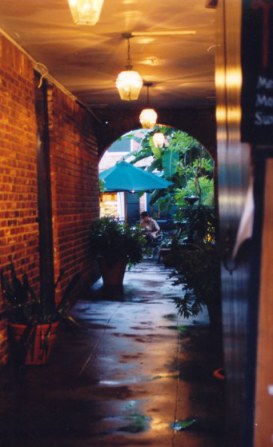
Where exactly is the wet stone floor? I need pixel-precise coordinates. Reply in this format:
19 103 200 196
0 260 225 447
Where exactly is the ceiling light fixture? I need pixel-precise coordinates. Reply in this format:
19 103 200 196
139 82 158 129
68 0 104 26
152 132 166 148
116 34 143 101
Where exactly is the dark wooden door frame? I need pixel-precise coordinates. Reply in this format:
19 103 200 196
34 74 55 310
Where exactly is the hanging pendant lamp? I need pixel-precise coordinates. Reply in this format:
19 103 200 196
68 0 104 26
139 82 158 129
116 34 143 101
152 132 166 148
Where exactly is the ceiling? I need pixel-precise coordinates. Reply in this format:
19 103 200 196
0 0 216 111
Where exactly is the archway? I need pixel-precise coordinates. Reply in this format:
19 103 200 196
99 125 215 231
95 107 216 160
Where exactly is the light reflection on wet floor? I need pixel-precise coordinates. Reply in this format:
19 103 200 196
0 260 225 447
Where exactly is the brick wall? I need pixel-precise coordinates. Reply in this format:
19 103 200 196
0 37 39 277
0 37 39 365
0 35 99 366
48 87 99 298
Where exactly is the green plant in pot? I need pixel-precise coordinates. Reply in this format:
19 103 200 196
170 241 222 330
1 257 80 365
167 203 221 330
89 217 145 287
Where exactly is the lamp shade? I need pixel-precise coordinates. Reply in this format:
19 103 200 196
139 108 158 129
116 70 143 101
152 132 166 148
68 0 104 25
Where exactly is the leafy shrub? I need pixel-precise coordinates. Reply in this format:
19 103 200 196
89 217 145 268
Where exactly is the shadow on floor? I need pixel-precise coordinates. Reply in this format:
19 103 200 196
0 260 225 447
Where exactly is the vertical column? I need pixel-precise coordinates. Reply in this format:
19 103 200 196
254 159 273 447
216 0 257 445
34 74 55 310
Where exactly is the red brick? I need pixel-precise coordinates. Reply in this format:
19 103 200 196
0 35 100 363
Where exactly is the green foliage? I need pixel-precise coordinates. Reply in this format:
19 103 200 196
174 205 216 243
162 148 180 178
89 217 145 268
150 143 162 159
124 126 214 214
0 259 37 306
170 242 221 326
99 178 105 192
1 256 80 324
174 177 213 208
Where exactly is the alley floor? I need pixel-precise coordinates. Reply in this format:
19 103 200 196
0 259 225 447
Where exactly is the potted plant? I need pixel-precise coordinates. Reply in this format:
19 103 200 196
170 240 222 330
166 204 221 330
0 257 80 365
89 217 145 287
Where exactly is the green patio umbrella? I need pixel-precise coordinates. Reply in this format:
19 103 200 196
99 161 172 192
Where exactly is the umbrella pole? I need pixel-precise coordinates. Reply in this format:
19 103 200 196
124 192 128 223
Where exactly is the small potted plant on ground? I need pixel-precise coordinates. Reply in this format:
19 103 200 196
1 257 80 365
167 204 222 331
170 241 222 330
89 217 145 288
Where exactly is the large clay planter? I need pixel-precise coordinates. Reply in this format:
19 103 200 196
9 321 60 366
98 258 127 287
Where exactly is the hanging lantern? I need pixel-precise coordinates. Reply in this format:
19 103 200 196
139 82 157 128
153 132 166 148
139 108 158 129
116 70 143 101
68 0 104 26
116 34 143 101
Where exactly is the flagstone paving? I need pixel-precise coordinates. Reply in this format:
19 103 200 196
0 260 225 447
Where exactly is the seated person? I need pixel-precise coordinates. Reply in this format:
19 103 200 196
140 211 161 244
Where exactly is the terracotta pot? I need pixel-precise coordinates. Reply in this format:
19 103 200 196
98 258 127 287
9 321 60 366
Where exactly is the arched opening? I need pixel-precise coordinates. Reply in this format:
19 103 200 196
99 125 215 235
